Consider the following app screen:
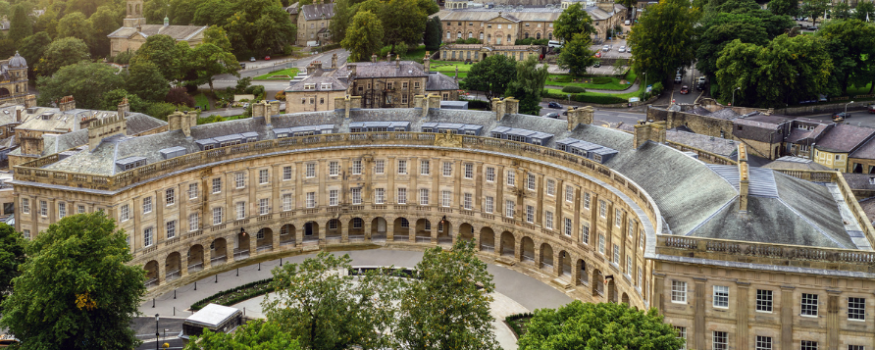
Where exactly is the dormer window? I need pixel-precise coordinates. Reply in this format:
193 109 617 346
304 83 316 90
320 83 332 89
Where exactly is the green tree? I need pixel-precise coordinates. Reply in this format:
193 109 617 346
0 224 26 312
381 0 427 52
169 0 205 25
415 0 440 15
330 0 370 42
102 88 151 112
852 1 874 22
184 43 239 90
768 0 799 16
203 25 233 52
0 1 10 19
263 251 402 349
465 54 517 100
395 240 499 350
66 0 112 17
88 5 121 58
126 60 170 101
0 38 15 60
553 3 596 43
57 11 92 43
184 320 303 350
507 55 549 115
0 212 146 350
8 3 33 42
143 0 171 24
37 61 125 109
132 34 182 81
37 37 91 76
801 0 829 26
223 0 296 57
558 32 596 78
192 0 234 26
342 10 384 62
695 13 769 82
833 1 850 19
628 0 698 84
424 16 442 52
817 19 875 94
518 301 685 350
16 32 52 76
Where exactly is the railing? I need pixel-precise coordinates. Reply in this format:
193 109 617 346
145 278 158 288
349 235 366 242
280 239 296 246
437 236 453 245
657 235 875 268
371 234 387 242
188 262 204 273
326 235 342 242
415 236 431 243
15 131 663 237
302 235 319 242
232 249 249 260
480 243 495 252
165 270 181 282
210 255 227 265
501 248 515 256
256 244 273 252
522 253 535 262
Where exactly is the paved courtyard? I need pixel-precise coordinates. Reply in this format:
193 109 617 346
139 249 573 349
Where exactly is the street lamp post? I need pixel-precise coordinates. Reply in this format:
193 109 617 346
845 101 855 115
640 72 646 98
155 314 160 350
732 87 740 106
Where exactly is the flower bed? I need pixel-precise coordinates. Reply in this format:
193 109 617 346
505 312 533 338
191 278 274 311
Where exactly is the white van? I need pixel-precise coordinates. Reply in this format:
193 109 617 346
548 40 563 48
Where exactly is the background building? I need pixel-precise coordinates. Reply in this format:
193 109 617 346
0 52 28 104
295 2 334 45
107 0 207 57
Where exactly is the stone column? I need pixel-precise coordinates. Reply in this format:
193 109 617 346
388 157 397 204
827 291 841 350
272 225 281 250
180 253 189 277
515 235 523 261
295 224 304 247
736 282 751 350
342 217 350 243
781 286 795 350
203 244 212 269
693 277 707 350
318 220 326 241
552 250 561 277
157 258 166 285
533 240 542 269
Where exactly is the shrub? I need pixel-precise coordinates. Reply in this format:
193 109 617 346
114 50 134 65
394 42 409 57
146 102 192 120
283 44 293 56
592 77 612 84
275 91 286 100
461 98 490 110
651 82 664 96
561 86 586 93
164 87 195 107
245 85 266 100
549 75 573 83
571 94 627 104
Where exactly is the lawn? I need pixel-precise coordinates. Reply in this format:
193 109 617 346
545 69 638 91
192 92 210 110
253 68 300 81
546 83 645 99
400 45 428 62
430 60 472 79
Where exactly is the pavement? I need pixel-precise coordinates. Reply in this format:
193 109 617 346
139 249 573 349
668 65 704 105
590 38 633 61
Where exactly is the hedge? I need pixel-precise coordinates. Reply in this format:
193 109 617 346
191 278 274 311
572 94 627 104
561 86 586 93
592 77 612 84
505 312 534 337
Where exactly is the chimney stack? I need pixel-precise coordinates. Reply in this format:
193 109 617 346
414 95 428 118
168 110 194 138
566 106 593 131
424 51 431 71
331 53 337 69
396 55 400 67
632 120 666 149
58 95 75 112
269 100 280 124
387 53 392 62
15 109 21 123
492 98 507 121
334 95 362 119
371 54 377 63
118 97 130 117
24 94 36 108
87 113 127 150
738 143 749 212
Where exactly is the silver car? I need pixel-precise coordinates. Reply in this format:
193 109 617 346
618 46 626 53
602 45 610 52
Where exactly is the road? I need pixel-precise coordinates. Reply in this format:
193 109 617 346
203 49 351 92
669 64 703 105
537 101 646 126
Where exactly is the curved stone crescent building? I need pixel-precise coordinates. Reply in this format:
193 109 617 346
12 95 875 350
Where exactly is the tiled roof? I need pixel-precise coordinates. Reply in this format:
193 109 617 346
762 156 831 171
300 3 335 21
816 124 875 153
665 130 737 158
108 24 207 41
285 71 348 92
335 61 429 79
426 72 459 91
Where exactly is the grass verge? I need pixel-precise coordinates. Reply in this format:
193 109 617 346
254 68 300 81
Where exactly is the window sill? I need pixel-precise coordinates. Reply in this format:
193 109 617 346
800 314 818 318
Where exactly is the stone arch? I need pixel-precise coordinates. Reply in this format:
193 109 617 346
211 237 227 263
459 223 475 241
479 227 495 252
539 243 553 269
144 260 159 286
236 230 250 258
371 217 387 236
416 218 431 241
536 33 541 39
507 34 511 43
576 259 588 285
558 250 571 277
457 31 462 39
165 252 181 281
607 278 617 303
437 217 452 244
593 269 604 296
188 244 204 272
521 236 535 262
548 32 553 40
326 219 342 240
393 217 410 240
349 217 365 236
622 292 630 304
468 32 473 38
525 32 529 39
303 221 319 241
280 224 296 245
499 231 514 256
0 88 9 97
256 227 273 250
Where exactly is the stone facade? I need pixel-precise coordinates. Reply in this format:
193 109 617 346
295 2 334 45
0 52 28 104
108 0 206 57
439 44 542 62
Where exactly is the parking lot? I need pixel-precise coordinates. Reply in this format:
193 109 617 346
590 39 633 60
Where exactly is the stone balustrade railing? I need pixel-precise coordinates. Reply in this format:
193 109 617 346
658 235 875 271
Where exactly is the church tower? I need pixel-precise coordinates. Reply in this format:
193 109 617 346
123 0 146 28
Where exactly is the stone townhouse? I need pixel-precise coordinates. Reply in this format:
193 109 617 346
107 0 206 57
285 54 459 111
295 2 334 45
439 44 542 62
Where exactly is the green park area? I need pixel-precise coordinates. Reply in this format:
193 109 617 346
253 68 300 81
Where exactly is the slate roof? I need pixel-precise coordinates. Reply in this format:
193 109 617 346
126 113 168 135
843 173 875 191
785 122 831 144
732 114 791 142
335 61 429 79
816 124 875 153
285 70 348 92
665 130 738 158
426 72 459 91
285 2 300 14
300 3 335 21
763 156 831 171
108 24 207 41
33 107 867 250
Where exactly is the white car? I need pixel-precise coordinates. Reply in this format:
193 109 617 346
602 45 610 52
618 46 626 53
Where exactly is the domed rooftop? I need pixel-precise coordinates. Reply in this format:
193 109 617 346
8 51 26 68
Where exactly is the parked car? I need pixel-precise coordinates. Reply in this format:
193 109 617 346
243 102 250 109
548 40 563 48
626 47 631 53
594 61 601 68
834 112 851 120
868 105 875 114
680 85 690 94
602 45 610 52
594 52 602 58
264 56 271 60
0 334 18 348
618 46 626 53
696 76 707 90
250 57 256 62
545 112 560 119
674 73 682 84
548 102 563 109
